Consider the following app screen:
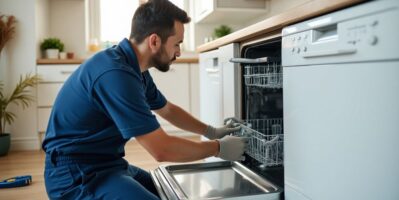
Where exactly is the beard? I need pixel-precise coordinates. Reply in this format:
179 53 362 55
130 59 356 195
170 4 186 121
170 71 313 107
150 46 176 72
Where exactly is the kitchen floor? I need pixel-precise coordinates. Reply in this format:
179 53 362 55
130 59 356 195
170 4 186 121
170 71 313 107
0 135 201 200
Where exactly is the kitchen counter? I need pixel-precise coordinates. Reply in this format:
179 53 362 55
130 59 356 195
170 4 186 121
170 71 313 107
197 0 364 53
36 58 85 64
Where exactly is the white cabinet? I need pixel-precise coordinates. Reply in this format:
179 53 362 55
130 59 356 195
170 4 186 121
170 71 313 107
149 63 198 135
199 49 223 127
36 64 79 143
193 0 268 24
199 43 240 127
37 83 63 106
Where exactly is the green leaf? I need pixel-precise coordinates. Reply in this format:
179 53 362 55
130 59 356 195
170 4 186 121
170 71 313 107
0 81 4 99
4 111 16 126
213 25 232 38
40 37 64 51
0 73 41 133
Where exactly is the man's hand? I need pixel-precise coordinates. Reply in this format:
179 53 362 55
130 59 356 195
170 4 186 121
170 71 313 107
216 136 248 161
204 123 241 140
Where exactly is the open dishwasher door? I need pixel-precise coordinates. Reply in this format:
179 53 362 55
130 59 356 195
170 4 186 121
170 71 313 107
150 118 284 200
150 161 282 200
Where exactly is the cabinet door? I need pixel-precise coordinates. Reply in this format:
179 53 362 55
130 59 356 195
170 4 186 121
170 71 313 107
37 64 79 144
37 64 79 82
193 0 267 24
194 0 214 22
37 83 63 107
199 49 223 127
149 63 190 133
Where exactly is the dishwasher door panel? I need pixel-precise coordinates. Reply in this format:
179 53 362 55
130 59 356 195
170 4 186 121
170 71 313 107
283 62 399 200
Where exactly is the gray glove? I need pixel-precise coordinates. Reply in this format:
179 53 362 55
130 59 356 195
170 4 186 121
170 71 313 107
204 123 241 140
216 135 249 161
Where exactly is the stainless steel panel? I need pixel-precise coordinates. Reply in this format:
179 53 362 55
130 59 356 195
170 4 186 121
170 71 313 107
151 161 282 200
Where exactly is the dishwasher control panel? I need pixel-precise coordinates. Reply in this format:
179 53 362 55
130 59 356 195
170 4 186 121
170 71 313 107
282 1 399 66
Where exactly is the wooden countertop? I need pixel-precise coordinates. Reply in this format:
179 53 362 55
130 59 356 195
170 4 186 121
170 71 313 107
197 0 364 53
36 58 85 64
37 57 198 65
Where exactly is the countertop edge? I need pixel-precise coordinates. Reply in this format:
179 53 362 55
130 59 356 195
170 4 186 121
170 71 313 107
37 58 198 65
196 0 364 53
36 58 85 64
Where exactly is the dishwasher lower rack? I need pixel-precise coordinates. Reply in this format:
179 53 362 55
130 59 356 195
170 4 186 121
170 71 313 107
150 161 283 200
232 118 284 167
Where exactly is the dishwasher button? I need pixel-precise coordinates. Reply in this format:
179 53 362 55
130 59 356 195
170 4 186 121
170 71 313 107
370 20 379 27
297 48 301 53
368 35 378 45
292 47 296 53
303 47 307 52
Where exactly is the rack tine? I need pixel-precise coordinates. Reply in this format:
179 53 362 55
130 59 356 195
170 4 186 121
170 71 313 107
243 63 283 89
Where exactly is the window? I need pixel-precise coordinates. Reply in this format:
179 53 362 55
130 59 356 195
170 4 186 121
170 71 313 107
89 0 188 50
99 0 139 43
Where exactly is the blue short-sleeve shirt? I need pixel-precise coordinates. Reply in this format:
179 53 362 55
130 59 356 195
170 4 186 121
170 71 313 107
42 38 167 158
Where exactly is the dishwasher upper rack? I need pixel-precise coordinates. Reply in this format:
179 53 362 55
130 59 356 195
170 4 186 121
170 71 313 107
230 118 284 167
243 63 283 89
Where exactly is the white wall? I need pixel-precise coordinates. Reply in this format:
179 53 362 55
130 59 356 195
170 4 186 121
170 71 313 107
49 0 87 58
36 0 50 58
0 0 40 150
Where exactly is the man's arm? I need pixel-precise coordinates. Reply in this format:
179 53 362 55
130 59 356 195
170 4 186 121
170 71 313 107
154 101 208 135
135 127 218 162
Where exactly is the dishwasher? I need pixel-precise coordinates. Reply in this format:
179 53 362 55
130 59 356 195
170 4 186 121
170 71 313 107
151 1 399 199
282 1 399 199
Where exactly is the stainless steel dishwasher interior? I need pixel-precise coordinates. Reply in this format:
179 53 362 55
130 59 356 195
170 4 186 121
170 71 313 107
151 161 282 200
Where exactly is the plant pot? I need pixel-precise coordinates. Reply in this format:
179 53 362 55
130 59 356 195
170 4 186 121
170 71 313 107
59 52 67 59
45 49 59 59
0 133 11 156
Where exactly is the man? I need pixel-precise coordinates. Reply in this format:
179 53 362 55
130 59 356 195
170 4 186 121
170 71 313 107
42 0 247 199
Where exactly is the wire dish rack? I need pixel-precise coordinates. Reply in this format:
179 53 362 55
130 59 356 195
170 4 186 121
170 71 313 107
243 63 283 89
232 118 284 167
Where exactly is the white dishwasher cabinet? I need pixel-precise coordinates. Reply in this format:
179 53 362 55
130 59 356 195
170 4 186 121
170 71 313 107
36 64 79 144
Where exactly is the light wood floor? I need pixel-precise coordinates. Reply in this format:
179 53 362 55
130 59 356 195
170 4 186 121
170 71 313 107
0 136 201 200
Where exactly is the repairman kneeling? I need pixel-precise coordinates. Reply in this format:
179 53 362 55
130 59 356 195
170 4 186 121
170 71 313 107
42 0 247 199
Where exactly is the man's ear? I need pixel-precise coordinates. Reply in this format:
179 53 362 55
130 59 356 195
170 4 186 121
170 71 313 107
148 33 161 54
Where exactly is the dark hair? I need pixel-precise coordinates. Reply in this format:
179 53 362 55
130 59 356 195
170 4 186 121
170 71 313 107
130 0 191 44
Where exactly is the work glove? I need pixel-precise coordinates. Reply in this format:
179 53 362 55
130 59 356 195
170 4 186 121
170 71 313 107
216 135 249 161
204 122 241 140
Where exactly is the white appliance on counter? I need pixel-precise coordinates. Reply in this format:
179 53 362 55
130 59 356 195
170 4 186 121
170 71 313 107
282 1 399 200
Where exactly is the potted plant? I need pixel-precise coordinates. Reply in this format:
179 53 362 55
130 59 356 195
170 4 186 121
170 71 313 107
40 37 64 59
0 74 40 156
213 25 232 39
0 15 40 156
